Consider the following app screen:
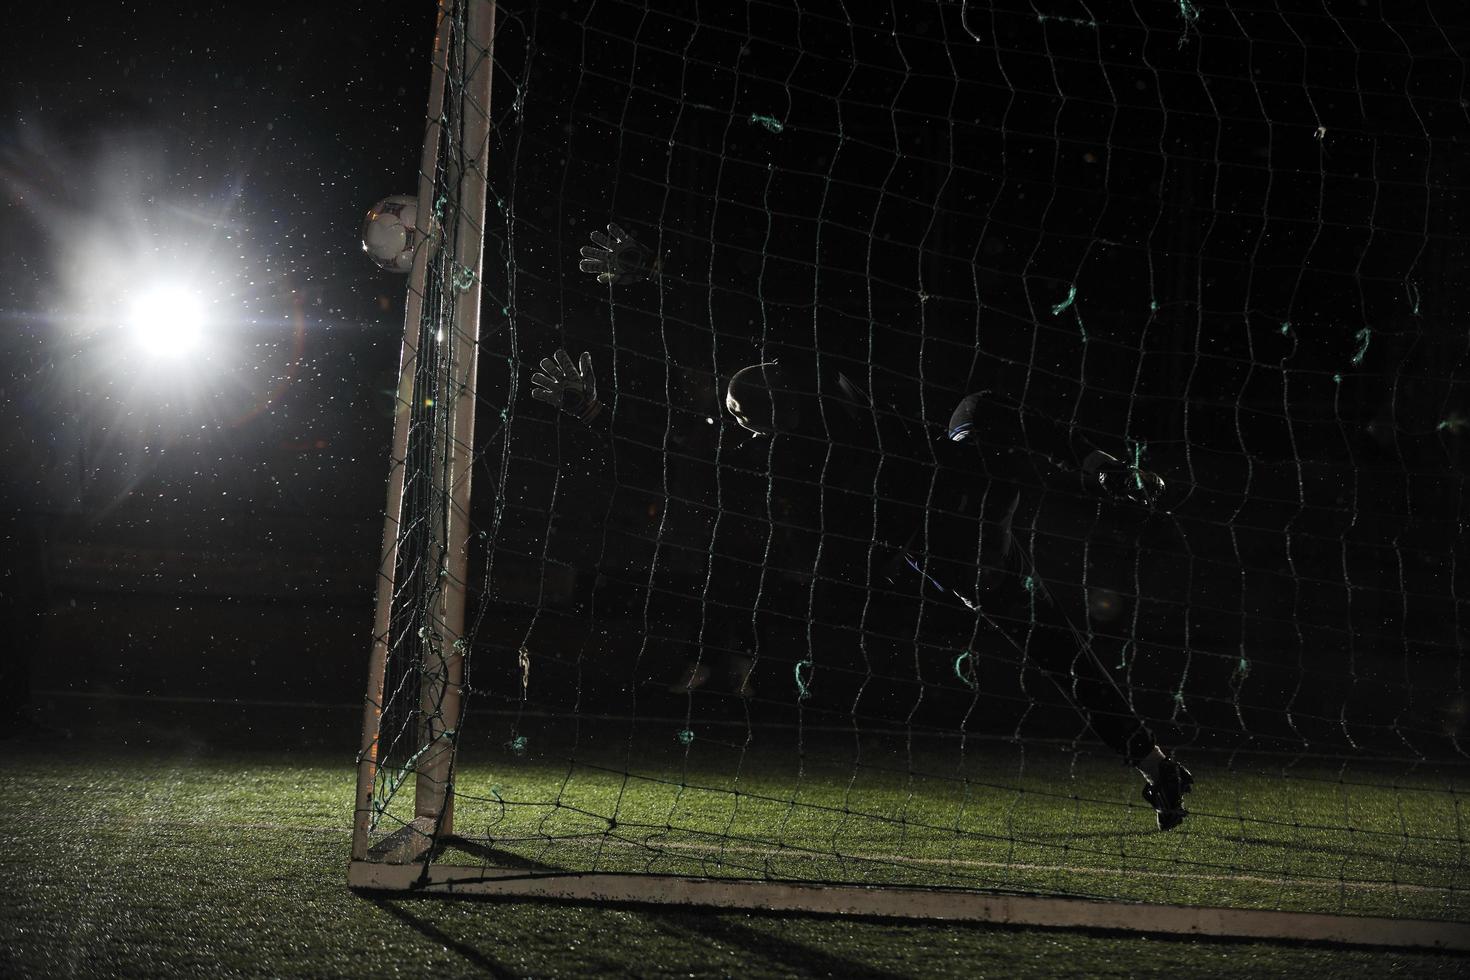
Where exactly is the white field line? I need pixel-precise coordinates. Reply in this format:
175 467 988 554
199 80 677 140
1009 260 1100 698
0 814 354 837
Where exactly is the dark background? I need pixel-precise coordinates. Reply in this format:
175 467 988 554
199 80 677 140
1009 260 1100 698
2 3 437 736
3 1 1468 758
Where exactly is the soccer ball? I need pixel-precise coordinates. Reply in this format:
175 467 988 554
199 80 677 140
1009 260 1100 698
361 194 423 273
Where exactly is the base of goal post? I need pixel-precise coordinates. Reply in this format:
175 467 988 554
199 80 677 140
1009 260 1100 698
362 816 440 865
347 859 1470 952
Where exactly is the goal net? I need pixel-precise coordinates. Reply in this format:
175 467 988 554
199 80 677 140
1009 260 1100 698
352 0 1470 945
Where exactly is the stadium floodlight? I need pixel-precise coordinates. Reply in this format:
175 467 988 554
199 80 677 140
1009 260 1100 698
124 283 207 358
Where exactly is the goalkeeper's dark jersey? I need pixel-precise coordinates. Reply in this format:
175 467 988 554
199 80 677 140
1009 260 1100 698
723 369 1114 608
575 361 1133 615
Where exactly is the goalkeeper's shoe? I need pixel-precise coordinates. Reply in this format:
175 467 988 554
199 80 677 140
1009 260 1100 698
1142 758 1194 831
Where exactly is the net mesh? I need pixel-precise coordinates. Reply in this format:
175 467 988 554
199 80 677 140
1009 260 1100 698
363 0 1470 919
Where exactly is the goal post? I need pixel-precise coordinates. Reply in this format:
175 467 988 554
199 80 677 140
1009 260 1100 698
352 0 495 863
413 0 494 834
349 0 1470 951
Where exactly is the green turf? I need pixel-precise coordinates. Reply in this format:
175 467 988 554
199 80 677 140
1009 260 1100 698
2 739 1466 978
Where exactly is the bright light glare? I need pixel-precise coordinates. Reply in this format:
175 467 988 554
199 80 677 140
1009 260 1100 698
126 285 207 357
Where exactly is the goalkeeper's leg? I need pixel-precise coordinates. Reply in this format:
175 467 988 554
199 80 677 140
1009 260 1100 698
1018 602 1194 831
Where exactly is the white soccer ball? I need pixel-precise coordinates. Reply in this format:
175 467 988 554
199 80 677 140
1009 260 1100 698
361 194 423 273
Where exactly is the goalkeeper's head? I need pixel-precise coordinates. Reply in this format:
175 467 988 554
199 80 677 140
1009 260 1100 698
725 362 806 436
725 361 876 445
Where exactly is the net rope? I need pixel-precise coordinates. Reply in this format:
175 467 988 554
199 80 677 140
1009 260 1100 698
365 0 1470 919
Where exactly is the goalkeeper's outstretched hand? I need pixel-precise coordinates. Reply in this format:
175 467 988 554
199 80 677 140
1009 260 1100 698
579 223 659 285
531 349 603 424
1083 450 1166 508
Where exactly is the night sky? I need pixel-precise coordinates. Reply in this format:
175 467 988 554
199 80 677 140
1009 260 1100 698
2 4 439 718
4 4 432 523
2 1 1468 747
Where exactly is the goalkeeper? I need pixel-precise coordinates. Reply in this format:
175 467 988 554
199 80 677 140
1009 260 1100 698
723 361 1193 831
534 223 1194 830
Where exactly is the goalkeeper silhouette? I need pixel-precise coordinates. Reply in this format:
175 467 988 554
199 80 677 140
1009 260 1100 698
722 361 1193 830
533 223 1195 830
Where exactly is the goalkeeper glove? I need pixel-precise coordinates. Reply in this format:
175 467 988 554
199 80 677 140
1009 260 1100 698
530 349 603 424
579 223 660 285
1082 450 1165 507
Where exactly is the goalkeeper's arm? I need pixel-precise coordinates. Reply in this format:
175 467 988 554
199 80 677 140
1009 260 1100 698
944 390 1164 508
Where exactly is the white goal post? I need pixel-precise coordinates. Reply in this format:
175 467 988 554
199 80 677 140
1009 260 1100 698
351 0 493 863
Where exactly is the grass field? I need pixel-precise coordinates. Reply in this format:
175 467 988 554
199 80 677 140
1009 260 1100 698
2 724 1467 978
